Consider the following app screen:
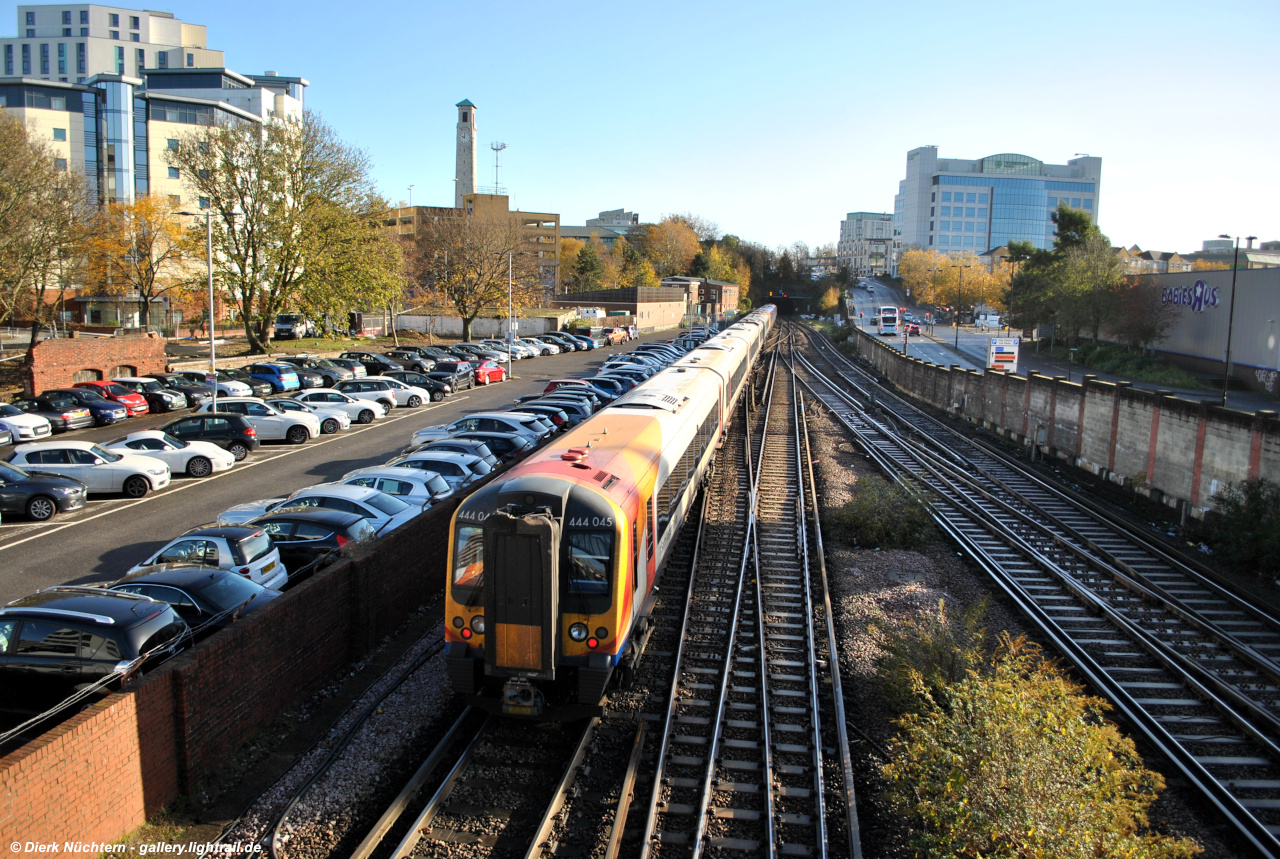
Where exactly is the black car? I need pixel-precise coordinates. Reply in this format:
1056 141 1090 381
428 361 475 391
416 346 458 362
338 351 404 375
247 508 376 573
146 374 214 409
385 349 437 373
0 587 189 706
10 395 95 432
159 412 261 461
219 367 274 398
277 356 355 388
529 397 595 424
412 437 500 468
448 344 504 362
382 370 449 401
454 430 534 463
109 564 279 634
510 402 574 428
112 378 188 413
325 357 368 379
0 459 88 521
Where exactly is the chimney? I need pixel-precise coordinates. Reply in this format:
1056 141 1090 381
1247 237 1255 250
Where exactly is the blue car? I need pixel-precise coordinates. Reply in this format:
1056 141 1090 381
42 388 130 426
242 362 301 393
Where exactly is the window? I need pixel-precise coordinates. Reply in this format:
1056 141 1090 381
76 41 84 72
62 28 70 36
15 621 79 657
131 33 139 42
198 197 209 209
53 158 67 171
186 52 193 67
979 193 989 203
21 44 29 74
26 29 34 37
928 221 933 231
115 45 123 73
110 30 119 40
939 220 950 230
930 206 935 216
157 50 167 68
1047 196 1057 206
941 192 951 202
167 166 179 179
963 236 974 247
63 11 71 24
453 525 484 590
80 27 86 36
928 236 934 245
53 127 68 141
940 206 950 216
168 195 180 207
25 12 34 25
977 207 987 218
3 45 10 75
110 13 119 26
79 10 87 24
965 207 975 217
930 192 936 202
1071 198 1081 208
566 531 612 611
130 16 139 29
40 43 49 74
966 193 976 203
965 222 974 232
57 42 65 73
939 235 949 246
1083 199 1093 210
81 631 122 661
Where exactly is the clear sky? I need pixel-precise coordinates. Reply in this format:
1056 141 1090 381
8 0 1278 253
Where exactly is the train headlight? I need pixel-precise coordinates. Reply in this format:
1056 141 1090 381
595 627 609 640
452 616 464 629
470 615 486 635
569 622 588 642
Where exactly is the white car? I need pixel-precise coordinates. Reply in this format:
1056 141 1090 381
126 523 287 590
0 403 52 442
218 483 421 534
517 338 558 356
339 466 454 507
195 397 320 444
294 388 387 424
104 430 235 478
334 378 425 411
410 411 551 447
266 397 351 434
9 440 170 497
177 371 252 398
367 376 432 408
384 450 492 490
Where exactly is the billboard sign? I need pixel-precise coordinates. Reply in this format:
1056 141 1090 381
987 337 1019 371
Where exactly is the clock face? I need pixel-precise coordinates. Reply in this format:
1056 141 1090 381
460 132 470 142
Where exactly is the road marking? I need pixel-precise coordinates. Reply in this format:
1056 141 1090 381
0 397 467 554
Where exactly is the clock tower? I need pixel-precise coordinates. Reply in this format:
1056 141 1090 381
455 99 477 208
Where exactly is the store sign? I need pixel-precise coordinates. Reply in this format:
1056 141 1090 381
1160 279 1220 313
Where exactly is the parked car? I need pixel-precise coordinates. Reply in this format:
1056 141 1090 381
410 411 551 446
482 339 535 359
339 466 454 506
8 440 169 497
247 508 375 571
10 394 94 433
112 377 188 414
454 430 533 463
0 458 88 521
367 376 431 408
473 360 508 385
104 430 236 478
599 369 648 387
539 334 581 352
194 398 320 444
381 370 449 402
145 374 214 408
294 389 386 424
219 484 420 535
383 450 492 490
522 397 594 425
582 376 628 397
277 356 355 388
0 403 52 442
387 345 446 364
334 378 424 410
175 370 253 399
426 361 475 392
39 388 129 426
217 368 274 398
338 351 404 376
564 333 601 350
240 362 302 394
451 343 504 362
110 565 279 632
127 524 287 590
510 402 573 429
516 337 557 356
273 312 316 340
411 437 499 468
595 373 640 392
385 349 438 373
0 588 189 704
266 397 350 434
414 346 459 362
158 413 260 461
73 380 149 416
325 357 368 379
626 325 638 340
544 379 617 401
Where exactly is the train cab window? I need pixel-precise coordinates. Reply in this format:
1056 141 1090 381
565 532 612 610
453 525 484 591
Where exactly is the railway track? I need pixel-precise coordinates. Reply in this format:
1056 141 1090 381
792 323 1280 857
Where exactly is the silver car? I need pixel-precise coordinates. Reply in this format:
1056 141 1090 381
384 450 492 490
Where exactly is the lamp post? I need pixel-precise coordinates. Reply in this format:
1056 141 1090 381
1218 233 1255 407
950 257 971 349
178 209 217 411
496 251 535 381
407 185 414 208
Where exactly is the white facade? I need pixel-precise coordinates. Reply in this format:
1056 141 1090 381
455 99 476 207
1 4 224 83
586 208 640 233
891 146 1102 274
836 211 892 276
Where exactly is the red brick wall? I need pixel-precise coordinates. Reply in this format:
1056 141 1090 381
0 484 465 855
20 333 169 396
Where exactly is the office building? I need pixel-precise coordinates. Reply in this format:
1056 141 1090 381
891 146 1102 272
836 211 892 276
586 209 640 234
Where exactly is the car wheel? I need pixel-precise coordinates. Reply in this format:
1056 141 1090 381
123 475 150 498
26 495 56 521
431 390 444 402
287 425 310 445
357 408 375 424
407 395 422 408
380 399 395 410
324 375 337 387
321 418 339 434
228 442 250 461
186 456 213 478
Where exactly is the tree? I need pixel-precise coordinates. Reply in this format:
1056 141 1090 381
640 218 700 277
1050 203 1094 253
613 237 658 289
818 284 841 314
1116 276 1179 353
568 239 605 292
669 212 720 243
1062 230 1125 343
1191 258 1230 271
559 237 584 276
167 110 383 353
85 193 193 331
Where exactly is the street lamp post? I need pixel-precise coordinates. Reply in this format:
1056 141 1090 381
507 252 513 382
1218 233 1256 408
950 258 970 349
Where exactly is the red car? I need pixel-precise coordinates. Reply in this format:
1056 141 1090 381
544 378 591 394
74 380 149 416
474 360 508 385
906 323 921 336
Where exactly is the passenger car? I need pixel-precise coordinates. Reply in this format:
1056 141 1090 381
8 440 170 497
412 437 499 468
145 374 214 408
294 389 386 424
381 371 449 401
217 368 274 398
0 403 52 442
427 361 475 392
410 411 550 447
39 388 129 426
273 312 316 339
103 430 235 478
112 377 188 413
277 356 354 388
339 467 454 506
247 508 375 571
241 362 302 393
338 351 403 376
0 588 188 703
325 357 368 379
383 449 492 490
159 413 260 461
194 398 320 444
110 565 279 632
516 337 557 356
219 484 420 535
385 349 437 373
454 430 533 463
266 397 351 434
73 380 148 416
473 360 508 385
175 370 253 399
0 459 88 521
10 394 94 432
128 524 287 590
335 378 426 409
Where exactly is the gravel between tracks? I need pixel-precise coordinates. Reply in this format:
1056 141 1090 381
802 392 1241 858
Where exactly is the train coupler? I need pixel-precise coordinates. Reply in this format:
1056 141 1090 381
502 679 546 718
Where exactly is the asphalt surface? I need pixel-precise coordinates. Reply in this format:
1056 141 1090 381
0 336 654 604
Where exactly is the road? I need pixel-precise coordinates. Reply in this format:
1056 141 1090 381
846 281 986 372
0 337 651 604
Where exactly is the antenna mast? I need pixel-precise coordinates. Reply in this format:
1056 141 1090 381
490 141 507 194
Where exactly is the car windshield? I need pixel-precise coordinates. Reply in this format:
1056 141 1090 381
0 461 29 480
0 403 20 417
278 313 301 322
190 572 264 609
425 474 451 495
140 381 163 392
103 384 133 397
235 531 275 564
46 398 77 409
469 458 492 475
73 390 108 402
89 444 121 462
162 433 188 448
364 492 410 515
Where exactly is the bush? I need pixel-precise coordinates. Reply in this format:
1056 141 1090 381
871 598 987 717
882 635 1201 859
825 475 933 548
1210 478 1280 577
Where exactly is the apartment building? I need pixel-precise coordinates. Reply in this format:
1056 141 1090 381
836 211 892 276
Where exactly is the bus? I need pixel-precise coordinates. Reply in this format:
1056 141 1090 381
877 305 899 336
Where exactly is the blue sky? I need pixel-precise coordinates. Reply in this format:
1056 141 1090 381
10 0 1278 253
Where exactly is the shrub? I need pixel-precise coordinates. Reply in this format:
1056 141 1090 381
870 598 987 717
882 635 1201 859
1210 478 1280 577
825 475 933 548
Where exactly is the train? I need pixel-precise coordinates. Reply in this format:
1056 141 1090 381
444 305 777 718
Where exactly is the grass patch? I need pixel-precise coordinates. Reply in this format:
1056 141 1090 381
1042 342 1204 389
825 475 934 549
870 597 987 717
